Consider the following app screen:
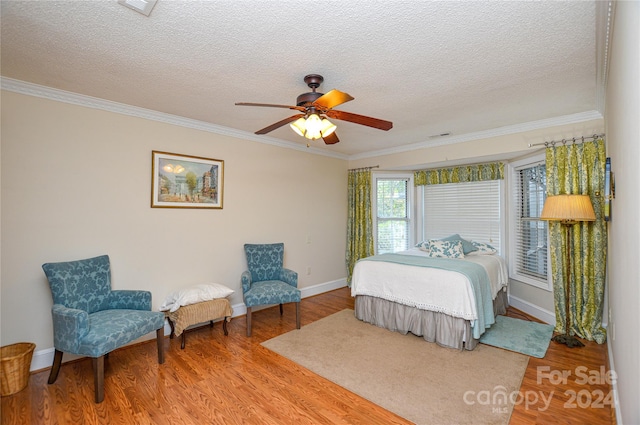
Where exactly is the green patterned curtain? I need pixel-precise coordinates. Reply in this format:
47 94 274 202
546 139 607 343
414 162 504 185
346 169 375 285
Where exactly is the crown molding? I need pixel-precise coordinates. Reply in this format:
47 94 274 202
2 77 604 163
0 77 348 160
595 0 615 116
348 110 604 161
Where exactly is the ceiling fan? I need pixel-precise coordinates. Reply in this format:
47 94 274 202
235 74 393 145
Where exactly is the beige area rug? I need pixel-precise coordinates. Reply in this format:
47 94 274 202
262 309 529 425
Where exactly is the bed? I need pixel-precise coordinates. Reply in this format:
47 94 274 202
350 239 508 350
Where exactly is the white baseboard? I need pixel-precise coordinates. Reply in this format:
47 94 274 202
607 335 623 425
30 278 348 372
508 294 556 325
300 278 348 298
31 348 54 372
31 347 84 372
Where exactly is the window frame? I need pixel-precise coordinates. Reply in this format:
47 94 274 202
372 172 415 255
507 154 552 291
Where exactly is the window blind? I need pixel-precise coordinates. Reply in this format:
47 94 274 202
421 180 501 250
376 178 410 254
512 164 548 282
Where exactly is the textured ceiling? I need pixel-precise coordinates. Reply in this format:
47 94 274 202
1 1 603 158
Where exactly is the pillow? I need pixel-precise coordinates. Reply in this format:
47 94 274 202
467 241 497 255
159 283 234 313
441 234 477 255
415 240 430 251
426 240 465 258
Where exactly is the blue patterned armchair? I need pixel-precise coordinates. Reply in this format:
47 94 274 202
241 243 301 337
42 255 165 403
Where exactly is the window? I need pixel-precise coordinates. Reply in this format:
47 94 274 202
418 180 502 251
509 157 550 290
374 174 413 254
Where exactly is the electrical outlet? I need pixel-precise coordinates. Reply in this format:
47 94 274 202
306 266 311 275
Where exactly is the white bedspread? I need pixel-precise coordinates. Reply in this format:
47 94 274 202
350 249 508 321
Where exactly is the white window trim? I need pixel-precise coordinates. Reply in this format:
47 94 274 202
507 154 552 291
372 172 415 254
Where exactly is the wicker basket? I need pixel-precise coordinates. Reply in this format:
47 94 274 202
1 342 36 396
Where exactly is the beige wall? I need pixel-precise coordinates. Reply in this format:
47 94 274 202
604 1 639 423
1 91 348 352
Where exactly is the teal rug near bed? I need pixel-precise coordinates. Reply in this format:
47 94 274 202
480 315 554 358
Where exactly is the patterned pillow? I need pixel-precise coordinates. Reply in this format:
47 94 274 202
441 234 478 255
427 240 465 258
469 241 497 255
415 240 430 251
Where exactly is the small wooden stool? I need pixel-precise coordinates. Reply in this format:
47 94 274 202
164 298 232 349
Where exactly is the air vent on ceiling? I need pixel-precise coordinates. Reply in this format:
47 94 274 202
118 0 158 16
429 132 451 138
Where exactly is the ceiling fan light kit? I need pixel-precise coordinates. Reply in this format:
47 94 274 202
290 114 337 140
235 74 392 145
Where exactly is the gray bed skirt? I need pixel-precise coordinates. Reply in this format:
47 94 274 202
354 289 508 350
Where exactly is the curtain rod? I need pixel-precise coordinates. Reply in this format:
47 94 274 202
348 165 380 171
528 133 605 148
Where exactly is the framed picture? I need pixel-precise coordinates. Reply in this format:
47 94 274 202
151 151 224 209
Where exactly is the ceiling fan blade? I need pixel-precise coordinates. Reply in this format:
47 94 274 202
323 132 340 145
325 110 393 131
312 89 354 110
255 114 305 135
236 102 306 112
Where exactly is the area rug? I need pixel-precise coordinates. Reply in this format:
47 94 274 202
480 315 554 358
262 309 529 425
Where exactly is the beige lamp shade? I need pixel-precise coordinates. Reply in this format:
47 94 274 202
540 194 596 223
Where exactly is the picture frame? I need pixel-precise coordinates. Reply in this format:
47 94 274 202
151 151 224 209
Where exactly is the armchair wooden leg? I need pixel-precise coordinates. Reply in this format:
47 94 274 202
246 307 252 337
296 302 301 329
47 349 63 384
92 355 105 403
156 328 165 364
279 303 284 316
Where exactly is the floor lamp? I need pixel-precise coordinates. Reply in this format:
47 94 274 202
541 194 596 348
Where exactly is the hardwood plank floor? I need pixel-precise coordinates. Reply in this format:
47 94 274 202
1 288 615 424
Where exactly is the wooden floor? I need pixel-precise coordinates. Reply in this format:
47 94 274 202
1 288 615 424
